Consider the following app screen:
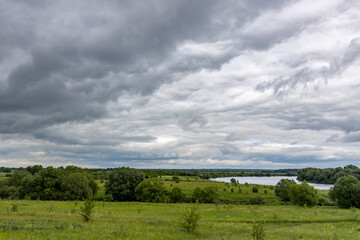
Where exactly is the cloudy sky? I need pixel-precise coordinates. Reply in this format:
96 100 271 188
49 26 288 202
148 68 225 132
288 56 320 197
1 0 360 169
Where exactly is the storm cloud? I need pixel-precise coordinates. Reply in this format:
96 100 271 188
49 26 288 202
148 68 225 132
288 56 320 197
1 0 360 168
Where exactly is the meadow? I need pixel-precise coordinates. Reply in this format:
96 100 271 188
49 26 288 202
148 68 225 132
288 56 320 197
0 176 359 239
0 200 359 239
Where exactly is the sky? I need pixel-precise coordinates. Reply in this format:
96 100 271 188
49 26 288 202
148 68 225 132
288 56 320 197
1 0 360 169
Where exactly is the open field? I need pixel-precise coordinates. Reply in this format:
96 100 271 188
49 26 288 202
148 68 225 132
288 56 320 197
0 200 359 240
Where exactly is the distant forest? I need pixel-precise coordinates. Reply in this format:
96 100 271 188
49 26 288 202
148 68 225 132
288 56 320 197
1 165 360 186
297 165 360 184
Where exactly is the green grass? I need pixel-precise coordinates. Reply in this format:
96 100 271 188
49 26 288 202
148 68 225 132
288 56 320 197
0 200 359 239
0 175 344 239
162 176 280 204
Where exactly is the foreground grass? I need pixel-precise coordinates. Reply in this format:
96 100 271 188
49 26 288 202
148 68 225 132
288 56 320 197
0 200 359 239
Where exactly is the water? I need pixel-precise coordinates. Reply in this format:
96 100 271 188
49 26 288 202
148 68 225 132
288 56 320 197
210 176 334 190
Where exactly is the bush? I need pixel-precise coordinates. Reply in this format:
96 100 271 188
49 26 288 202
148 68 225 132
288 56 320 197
79 196 96 222
180 205 200 233
289 181 318 207
172 176 180 183
105 167 144 201
252 187 258 193
252 221 266 240
275 179 297 202
250 196 265 205
329 175 360 208
192 186 218 203
11 203 18 212
168 187 185 203
135 178 167 203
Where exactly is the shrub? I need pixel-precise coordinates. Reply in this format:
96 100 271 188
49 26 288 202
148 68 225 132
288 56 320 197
172 176 180 183
135 178 167 203
192 186 218 203
105 167 144 201
79 196 96 222
168 186 185 203
230 178 236 184
252 221 266 240
250 196 265 205
329 175 360 208
289 181 318 207
11 203 18 212
252 187 258 193
180 205 200 233
275 179 297 202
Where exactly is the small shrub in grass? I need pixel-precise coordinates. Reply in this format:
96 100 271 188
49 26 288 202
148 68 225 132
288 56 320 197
238 188 242 193
11 203 18 212
252 187 258 193
180 205 201 233
79 196 96 222
252 220 266 240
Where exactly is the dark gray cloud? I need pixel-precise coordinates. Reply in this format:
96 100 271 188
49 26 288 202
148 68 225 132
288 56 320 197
1 0 360 168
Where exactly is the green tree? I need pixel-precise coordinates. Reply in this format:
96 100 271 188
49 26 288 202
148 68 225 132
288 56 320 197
329 175 360 208
168 186 185 203
289 181 318 207
275 179 297 202
135 178 167 202
62 173 97 200
192 186 218 203
105 167 144 201
79 195 96 222
180 205 201 233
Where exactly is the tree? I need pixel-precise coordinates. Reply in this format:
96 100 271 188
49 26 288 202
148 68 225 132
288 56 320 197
289 181 318 207
275 179 297 202
18 167 97 200
168 186 185 203
26 165 43 175
105 167 144 201
135 178 167 202
79 195 96 222
180 205 201 233
192 186 218 203
62 173 97 200
329 175 360 208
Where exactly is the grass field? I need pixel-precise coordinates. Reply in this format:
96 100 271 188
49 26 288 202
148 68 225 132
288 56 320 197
0 200 359 239
0 174 354 239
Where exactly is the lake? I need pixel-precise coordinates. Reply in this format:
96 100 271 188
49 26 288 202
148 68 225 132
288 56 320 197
210 176 334 190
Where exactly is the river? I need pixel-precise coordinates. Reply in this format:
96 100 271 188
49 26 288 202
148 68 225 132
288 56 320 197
210 176 333 190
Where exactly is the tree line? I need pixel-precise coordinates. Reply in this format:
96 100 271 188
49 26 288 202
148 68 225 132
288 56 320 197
297 165 360 184
105 167 218 203
0 165 97 200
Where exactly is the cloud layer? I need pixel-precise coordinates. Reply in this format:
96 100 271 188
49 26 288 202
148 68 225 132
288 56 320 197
1 0 360 168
